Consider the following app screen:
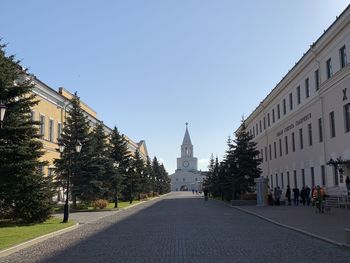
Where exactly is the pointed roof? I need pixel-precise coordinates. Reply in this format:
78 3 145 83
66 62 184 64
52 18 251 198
182 122 192 145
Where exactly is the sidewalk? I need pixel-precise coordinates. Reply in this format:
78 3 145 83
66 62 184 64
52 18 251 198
233 204 350 245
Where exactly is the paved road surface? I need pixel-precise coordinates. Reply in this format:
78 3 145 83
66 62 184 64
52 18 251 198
1 192 349 263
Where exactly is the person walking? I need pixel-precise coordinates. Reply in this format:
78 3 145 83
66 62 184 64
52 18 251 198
293 186 300 206
203 188 209 202
300 187 306 205
285 185 291 205
275 187 282 205
346 176 350 195
305 185 311 205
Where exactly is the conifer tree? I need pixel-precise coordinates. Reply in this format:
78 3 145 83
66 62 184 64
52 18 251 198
84 122 110 201
109 127 131 207
232 120 262 197
131 149 145 201
54 93 91 207
0 44 53 223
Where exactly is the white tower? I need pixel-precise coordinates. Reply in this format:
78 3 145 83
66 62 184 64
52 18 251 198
176 123 198 171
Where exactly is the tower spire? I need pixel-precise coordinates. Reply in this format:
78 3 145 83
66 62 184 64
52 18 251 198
182 122 192 145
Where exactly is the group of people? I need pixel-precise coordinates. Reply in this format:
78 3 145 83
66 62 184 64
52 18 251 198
268 185 327 212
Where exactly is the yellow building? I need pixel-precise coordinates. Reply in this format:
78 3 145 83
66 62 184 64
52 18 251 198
29 75 149 177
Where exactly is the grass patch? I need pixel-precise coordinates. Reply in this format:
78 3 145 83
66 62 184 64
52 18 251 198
0 217 75 250
107 200 141 209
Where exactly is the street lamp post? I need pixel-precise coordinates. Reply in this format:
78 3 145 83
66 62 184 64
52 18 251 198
59 140 82 223
0 101 7 129
113 162 119 208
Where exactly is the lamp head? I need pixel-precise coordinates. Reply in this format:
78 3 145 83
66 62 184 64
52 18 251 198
76 141 82 153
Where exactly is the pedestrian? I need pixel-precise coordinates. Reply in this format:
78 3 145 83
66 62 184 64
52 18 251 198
285 185 291 205
305 185 311 205
311 186 316 206
346 176 350 195
293 186 300 206
203 188 209 202
314 185 325 213
192 189 194 194
196 190 198 194
300 187 306 205
268 187 273 206
273 187 278 205
275 187 282 205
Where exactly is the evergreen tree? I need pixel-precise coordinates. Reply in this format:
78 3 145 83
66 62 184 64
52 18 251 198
54 93 91 207
0 45 53 223
83 122 110 201
131 149 145 201
144 157 153 194
109 127 131 207
232 120 262 197
152 157 161 194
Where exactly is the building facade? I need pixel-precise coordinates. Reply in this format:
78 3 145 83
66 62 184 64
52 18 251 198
242 5 350 195
28 75 149 179
170 124 206 191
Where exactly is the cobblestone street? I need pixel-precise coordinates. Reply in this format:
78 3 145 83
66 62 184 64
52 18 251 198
1 192 350 263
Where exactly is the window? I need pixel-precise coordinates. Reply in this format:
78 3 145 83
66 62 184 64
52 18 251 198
264 147 267 162
315 69 320 91
269 144 272 160
274 142 277 159
311 167 315 187
318 118 323 142
297 86 301 104
253 126 255 137
279 139 282 157
263 117 266 130
272 109 275 123
289 93 293 110
308 123 312 146
305 78 310 98
340 45 347 68
344 103 350 133
299 128 303 149
281 173 284 189
267 113 271 127
294 170 297 188
321 165 326 186
277 104 281 119
283 99 286 115
275 174 279 187
183 178 186 182
57 122 62 140
261 148 264 162
287 171 290 186
270 174 274 189
256 123 259 135
259 120 262 133
330 111 336 138
31 111 35 121
49 119 54 142
326 58 333 79
39 115 45 138
285 136 288 155
302 169 305 187
292 132 295 152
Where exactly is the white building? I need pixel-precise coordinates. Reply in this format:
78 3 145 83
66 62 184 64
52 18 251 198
170 124 206 191
241 5 350 196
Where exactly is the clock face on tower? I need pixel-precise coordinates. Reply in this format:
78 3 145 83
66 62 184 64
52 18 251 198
183 161 189 168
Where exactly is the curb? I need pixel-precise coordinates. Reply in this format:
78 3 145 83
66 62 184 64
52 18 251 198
0 223 79 258
231 206 350 248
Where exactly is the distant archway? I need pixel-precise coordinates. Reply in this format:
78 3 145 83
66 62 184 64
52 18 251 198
180 185 188 191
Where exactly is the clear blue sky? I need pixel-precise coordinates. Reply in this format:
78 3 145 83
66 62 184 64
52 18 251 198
1 1 349 173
